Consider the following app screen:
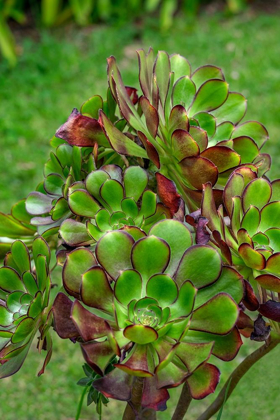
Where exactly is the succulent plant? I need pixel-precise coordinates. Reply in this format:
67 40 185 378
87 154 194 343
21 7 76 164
53 219 243 410
59 165 177 247
95 49 269 211
0 237 53 378
201 169 280 324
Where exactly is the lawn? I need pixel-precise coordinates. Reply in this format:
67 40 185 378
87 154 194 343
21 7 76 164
0 8 280 420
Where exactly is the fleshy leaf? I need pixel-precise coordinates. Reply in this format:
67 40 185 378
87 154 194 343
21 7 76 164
189 80 228 116
175 245 221 288
115 270 142 306
63 248 96 298
191 293 239 335
71 301 110 341
52 293 79 339
99 111 147 158
149 219 192 277
81 267 113 312
131 236 170 283
123 325 158 345
186 363 220 399
96 231 134 279
231 121 268 148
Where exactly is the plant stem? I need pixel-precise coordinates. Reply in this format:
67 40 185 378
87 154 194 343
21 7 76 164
122 377 144 420
171 382 192 420
75 384 90 420
197 337 280 420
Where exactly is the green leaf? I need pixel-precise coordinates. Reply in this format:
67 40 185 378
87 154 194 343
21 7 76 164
232 136 259 164
63 248 96 297
69 190 101 217
154 51 171 107
44 174 64 196
175 245 221 288
0 306 14 327
170 281 196 319
100 180 124 212
194 112 216 138
0 267 25 293
26 192 53 216
191 65 224 89
132 236 170 283
189 80 228 116
11 241 30 274
121 199 139 219
146 274 177 306
191 294 239 335
96 231 134 280
86 170 109 200
60 219 92 247
81 95 103 119
242 178 271 212
212 92 247 124
114 270 142 306
170 54 191 81
260 202 280 231
238 244 265 270
123 325 158 345
240 207 259 238
32 236 50 266
99 111 148 158
149 220 192 277
12 317 35 344
195 267 243 310
81 267 113 312
266 228 280 252
172 76 196 109
124 167 148 202
231 121 268 148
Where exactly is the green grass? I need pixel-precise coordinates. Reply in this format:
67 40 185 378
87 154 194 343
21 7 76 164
1 9 280 420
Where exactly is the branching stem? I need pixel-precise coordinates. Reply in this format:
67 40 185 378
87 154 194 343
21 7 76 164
197 337 280 420
171 382 192 420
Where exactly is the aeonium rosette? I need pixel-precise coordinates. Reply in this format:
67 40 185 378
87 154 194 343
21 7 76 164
201 168 280 330
58 165 178 247
53 219 244 410
0 237 53 378
99 49 269 211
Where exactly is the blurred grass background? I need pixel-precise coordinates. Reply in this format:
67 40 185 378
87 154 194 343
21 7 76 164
0 5 280 420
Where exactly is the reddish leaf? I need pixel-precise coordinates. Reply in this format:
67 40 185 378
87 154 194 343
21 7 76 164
52 293 79 340
186 363 220 400
142 376 170 411
156 173 181 216
93 368 133 401
56 109 108 147
196 217 210 245
81 341 115 376
179 156 218 190
71 300 111 341
138 131 160 168
171 129 200 160
259 300 280 322
213 230 232 264
243 280 259 311
201 146 240 173
169 105 189 132
125 86 138 104
139 96 159 138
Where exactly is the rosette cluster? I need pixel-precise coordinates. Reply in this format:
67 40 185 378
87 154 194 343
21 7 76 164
202 168 280 323
0 237 52 378
53 220 243 410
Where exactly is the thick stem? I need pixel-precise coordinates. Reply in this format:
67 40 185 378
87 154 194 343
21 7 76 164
122 377 144 420
197 337 280 420
122 377 156 420
171 382 192 420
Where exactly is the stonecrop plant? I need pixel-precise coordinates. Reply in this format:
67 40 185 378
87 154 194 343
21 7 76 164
1 49 279 420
